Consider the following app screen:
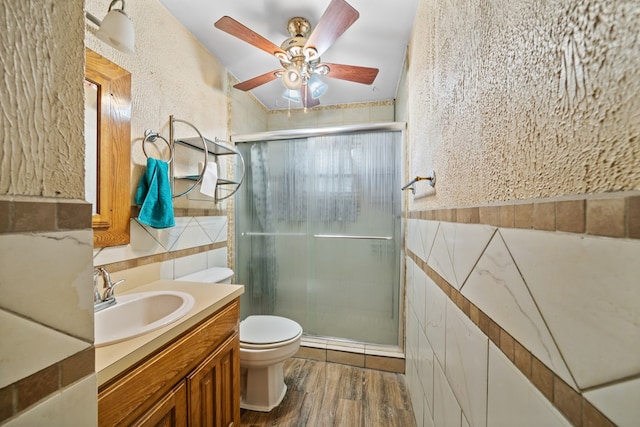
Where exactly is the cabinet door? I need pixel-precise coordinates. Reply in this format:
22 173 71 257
188 333 240 427
131 380 188 427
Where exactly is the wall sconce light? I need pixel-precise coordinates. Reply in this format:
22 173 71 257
86 0 135 54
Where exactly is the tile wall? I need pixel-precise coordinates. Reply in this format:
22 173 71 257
94 209 230 287
404 192 640 427
0 198 96 425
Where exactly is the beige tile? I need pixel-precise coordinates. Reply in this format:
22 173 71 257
514 341 532 377
500 205 515 228
514 203 534 229
14 201 55 232
16 365 58 411
327 350 365 367
554 378 583 426
587 198 625 237
57 201 92 230
363 344 404 358
628 196 640 239
61 348 94 387
556 200 585 233
0 385 14 422
0 200 10 233
499 329 515 361
457 207 480 224
531 357 554 401
583 400 616 427
479 206 501 226
365 355 405 373
296 347 326 361
533 202 556 231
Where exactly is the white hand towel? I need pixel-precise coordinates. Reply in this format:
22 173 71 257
199 161 218 197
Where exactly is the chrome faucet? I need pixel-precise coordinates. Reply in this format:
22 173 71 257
94 267 126 312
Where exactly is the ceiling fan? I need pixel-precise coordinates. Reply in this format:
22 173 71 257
214 0 379 109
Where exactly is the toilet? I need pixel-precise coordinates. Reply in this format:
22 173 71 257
178 267 303 412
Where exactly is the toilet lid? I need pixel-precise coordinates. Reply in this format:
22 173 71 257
240 315 303 345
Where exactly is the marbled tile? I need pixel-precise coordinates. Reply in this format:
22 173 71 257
94 220 166 265
406 307 419 370
433 360 462 427
0 310 90 388
439 222 496 289
414 264 428 331
419 220 440 262
194 216 228 242
418 326 435 415
406 258 416 311
425 275 447 368
139 217 191 251
0 231 94 340
461 231 575 389
4 375 97 427
174 252 208 278
487 343 571 427
445 301 488 427
407 219 423 259
206 247 228 269
171 217 214 251
584 377 640 427
427 225 458 289
501 228 640 389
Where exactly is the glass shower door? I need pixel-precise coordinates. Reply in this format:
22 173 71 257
235 130 401 346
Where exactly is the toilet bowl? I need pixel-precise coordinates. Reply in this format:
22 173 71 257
177 267 303 412
239 315 302 411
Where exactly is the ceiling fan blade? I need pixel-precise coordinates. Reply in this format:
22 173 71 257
304 0 359 58
303 85 321 108
323 63 379 85
233 70 281 91
214 16 286 58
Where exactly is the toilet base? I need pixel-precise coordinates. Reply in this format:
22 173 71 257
240 362 287 412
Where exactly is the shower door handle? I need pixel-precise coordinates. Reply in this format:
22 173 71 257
313 234 392 240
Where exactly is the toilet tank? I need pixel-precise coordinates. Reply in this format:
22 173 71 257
178 267 234 284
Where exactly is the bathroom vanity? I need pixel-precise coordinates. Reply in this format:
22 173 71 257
95 280 244 427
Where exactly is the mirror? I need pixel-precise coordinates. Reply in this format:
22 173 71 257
85 48 131 248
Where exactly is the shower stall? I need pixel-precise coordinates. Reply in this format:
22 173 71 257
234 124 403 346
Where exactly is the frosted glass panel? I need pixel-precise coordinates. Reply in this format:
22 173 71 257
235 130 401 345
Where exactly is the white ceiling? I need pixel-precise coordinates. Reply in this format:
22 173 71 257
159 0 419 110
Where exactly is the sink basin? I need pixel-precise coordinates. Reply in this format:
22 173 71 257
95 291 195 347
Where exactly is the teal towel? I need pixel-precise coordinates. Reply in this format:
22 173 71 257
135 158 175 229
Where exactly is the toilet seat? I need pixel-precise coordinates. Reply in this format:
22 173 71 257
240 315 303 350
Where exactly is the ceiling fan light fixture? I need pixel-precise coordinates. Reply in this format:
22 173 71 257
282 66 303 89
282 88 302 103
308 74 328 99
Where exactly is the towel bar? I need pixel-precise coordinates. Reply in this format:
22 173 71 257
142 130 174 163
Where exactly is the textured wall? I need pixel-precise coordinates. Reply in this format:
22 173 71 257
407 0 640 208
85 0 233 209
0 1 85 198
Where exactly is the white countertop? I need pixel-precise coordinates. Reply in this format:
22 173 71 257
95 280 244 386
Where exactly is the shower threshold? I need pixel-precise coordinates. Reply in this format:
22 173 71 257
295 334 406 374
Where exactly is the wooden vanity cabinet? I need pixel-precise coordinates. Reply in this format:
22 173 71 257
98 299 240 427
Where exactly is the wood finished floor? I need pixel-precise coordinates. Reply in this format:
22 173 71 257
240 358 416 427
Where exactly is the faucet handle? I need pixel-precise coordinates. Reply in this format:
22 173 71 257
102 278 126 301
